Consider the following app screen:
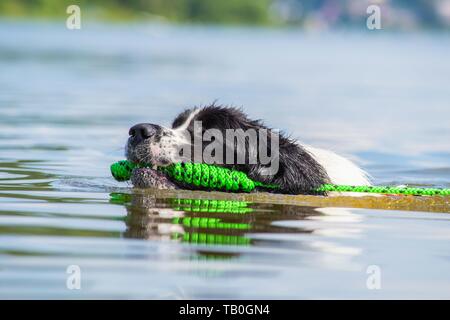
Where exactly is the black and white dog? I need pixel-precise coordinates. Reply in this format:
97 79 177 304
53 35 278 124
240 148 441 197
125 105 370 194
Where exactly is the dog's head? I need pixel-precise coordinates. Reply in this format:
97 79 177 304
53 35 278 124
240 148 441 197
126 105 280 189
125 104 329 193
126 105 280 188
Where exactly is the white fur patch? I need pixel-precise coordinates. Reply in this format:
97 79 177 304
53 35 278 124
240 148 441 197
303 145 371 186
175 108 201 131
154 109 201 165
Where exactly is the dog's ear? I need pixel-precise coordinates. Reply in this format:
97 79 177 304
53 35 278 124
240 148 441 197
172 108 194 129
196 105 259 131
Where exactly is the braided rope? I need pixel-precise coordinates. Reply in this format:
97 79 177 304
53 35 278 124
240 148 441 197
110 160 277 192
316 184 450 196
160 162 278 192
110 160 450 196
110 160 136 181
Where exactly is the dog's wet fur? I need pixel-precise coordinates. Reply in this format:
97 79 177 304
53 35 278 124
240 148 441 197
126 104 370 194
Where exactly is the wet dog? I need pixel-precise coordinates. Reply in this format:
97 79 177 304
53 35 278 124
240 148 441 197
125 105 370 194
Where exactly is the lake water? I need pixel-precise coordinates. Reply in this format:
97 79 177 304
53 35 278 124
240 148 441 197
0 20 449 299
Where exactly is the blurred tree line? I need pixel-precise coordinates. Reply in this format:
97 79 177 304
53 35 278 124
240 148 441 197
0 0 449 28
0 0 272 24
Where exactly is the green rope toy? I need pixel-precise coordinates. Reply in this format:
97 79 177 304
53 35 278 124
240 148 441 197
110 160 278 192
316 184 450 196
110 160 450 196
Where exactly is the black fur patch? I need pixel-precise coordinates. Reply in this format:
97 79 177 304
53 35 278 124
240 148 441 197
177 104 330 194
171 109 192 129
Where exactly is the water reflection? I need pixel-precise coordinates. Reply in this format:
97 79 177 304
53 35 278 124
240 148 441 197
112 192 323 259
108 192 367 274
0 160 55 191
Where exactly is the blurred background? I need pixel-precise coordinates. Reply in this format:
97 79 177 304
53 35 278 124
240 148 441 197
1 0 450 28
1 0 450 299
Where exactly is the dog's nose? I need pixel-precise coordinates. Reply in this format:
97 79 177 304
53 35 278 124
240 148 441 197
129 123 159 143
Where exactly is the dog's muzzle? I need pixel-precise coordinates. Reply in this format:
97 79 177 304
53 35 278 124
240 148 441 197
128 123 161 146
126 123 179 189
